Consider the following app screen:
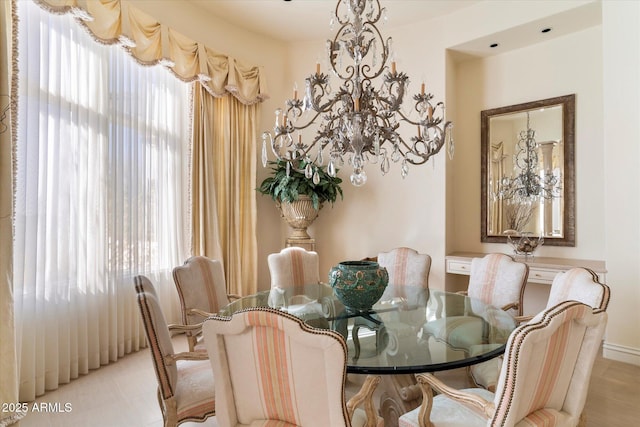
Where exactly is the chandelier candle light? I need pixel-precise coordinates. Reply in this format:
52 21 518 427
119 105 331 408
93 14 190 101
261 0 454 186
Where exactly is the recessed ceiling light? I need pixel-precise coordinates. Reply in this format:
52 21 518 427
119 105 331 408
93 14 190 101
541 28 552 33
490 43 499 48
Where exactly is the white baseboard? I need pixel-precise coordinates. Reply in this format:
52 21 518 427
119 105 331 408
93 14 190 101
603 341 640 366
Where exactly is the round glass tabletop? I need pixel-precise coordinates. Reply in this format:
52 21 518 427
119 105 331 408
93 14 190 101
218 283 517 375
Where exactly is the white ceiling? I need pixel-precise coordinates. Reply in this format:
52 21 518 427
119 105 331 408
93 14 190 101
188 0 481 43
187 0 602 58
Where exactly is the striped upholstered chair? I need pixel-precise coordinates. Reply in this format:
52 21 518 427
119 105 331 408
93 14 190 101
353 247 431 358
378 247 431 299
422 253 528 352
463 253 529 316
267 247 321 307
399 300 608 427
268 246 320 288
363 247 432 411
134 276 216 427
173 256 239 351
471 267 610 391
546 267 610 311
203 307 383 427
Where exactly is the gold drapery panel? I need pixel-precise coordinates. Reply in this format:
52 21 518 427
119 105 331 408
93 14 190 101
34 0 269 105
192 84 258 296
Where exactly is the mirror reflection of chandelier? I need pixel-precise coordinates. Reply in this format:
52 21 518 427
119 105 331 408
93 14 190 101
496 112 562 202
261 0 454 187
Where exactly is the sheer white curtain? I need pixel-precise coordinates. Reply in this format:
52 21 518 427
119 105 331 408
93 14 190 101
14 1 190 401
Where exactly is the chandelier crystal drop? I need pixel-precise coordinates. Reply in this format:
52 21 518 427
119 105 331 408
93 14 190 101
261 0 454 186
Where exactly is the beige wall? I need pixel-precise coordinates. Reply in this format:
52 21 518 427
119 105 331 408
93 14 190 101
601 0 640 364
443 0 639 365
451 26 605 260
450 27 605 315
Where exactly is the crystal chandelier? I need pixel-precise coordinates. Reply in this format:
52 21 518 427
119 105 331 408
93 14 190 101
495 112 562 202
261 0 454 186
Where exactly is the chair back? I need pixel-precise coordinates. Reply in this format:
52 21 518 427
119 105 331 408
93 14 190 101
378 247 431 288
203 308 351 427
173 256 229 326
547 267 610 310
134 275 177 401
268 247 320 289
378 247 431 306
469 253 528 315
492 301 607 426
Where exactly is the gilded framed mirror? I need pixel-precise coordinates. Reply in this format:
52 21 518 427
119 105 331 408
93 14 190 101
481 94 575 246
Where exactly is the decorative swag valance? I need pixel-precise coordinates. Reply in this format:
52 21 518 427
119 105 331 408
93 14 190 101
34 0 269 105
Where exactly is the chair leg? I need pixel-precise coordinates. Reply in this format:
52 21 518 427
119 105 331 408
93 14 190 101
156 389 165 424
416 375 435 427
187 334 197 352
163 397 178 427
347 375 381 427
352 325 362 359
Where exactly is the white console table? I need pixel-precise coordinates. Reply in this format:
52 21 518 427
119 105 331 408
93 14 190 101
445 252 607 285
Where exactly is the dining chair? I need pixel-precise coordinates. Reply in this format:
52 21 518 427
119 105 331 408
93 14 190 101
378 247 431 297
172 256 240 351
470 266 611 391
134 275 216 427
353 247 431 357
349 248 432 415
546 267 611 311
203 307 384 427
267 246 321 306
422 253 528 351
268 246 320 288
399 300 608 427
464 252 529 316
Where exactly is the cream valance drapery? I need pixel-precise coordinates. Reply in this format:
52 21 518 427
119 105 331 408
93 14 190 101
35 0 269 105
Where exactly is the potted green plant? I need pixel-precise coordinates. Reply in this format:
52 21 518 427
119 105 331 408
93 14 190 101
257 159 343 210
258 159 343 247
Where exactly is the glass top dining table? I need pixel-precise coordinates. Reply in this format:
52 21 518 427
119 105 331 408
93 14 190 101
218 283 517 375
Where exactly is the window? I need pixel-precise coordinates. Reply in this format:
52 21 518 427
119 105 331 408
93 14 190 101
14 0 190 400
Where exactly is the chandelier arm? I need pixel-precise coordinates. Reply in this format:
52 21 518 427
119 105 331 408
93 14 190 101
357 26 390 81
312 88 333 112
314 91 349 116
289 82 346 123
373 94 398 114
377 74 409 112
305 78 347 113
269 134 321 170
366 0 384 24
396 114 444 130
329 32 357 81
393 119 449 165
285 99 304 122
394 136 436 165
283 112 325 132
333 0 348 25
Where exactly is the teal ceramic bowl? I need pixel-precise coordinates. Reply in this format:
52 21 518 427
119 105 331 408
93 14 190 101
329 261 388 311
